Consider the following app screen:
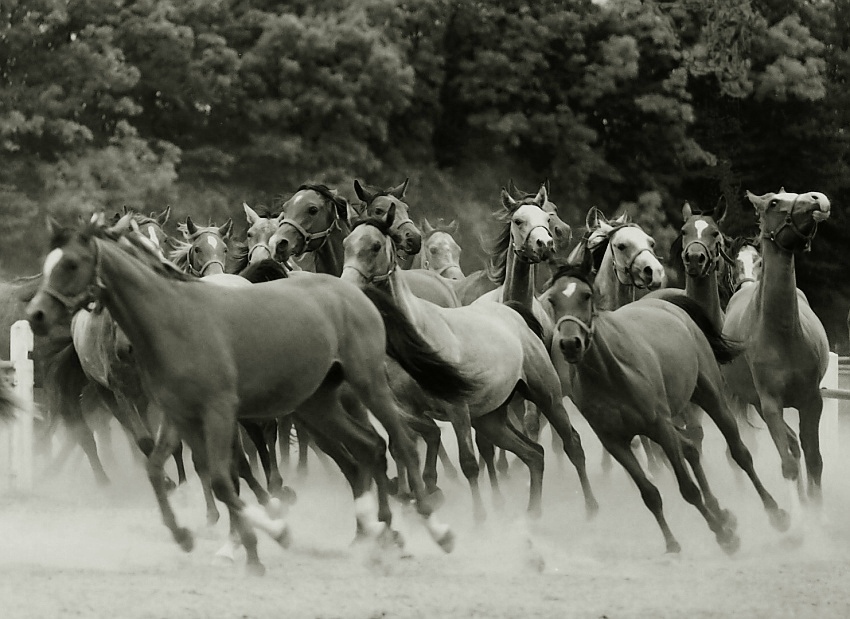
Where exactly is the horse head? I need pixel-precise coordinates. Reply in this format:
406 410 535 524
354 178 422 255
540 264 597 364
678 199 728 279
341 207 398 286
243 203 281 265
173 216 231 277
508 179 572 256
420 218 464 280
269 184 348 263
746 189 830 253
500 183 557 263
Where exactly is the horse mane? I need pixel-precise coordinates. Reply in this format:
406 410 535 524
483 193 543 285
545 263 595 291
168 238 193 272
351 215 394 236
229 241 250 274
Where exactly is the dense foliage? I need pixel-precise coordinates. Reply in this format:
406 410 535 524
2 0 849 347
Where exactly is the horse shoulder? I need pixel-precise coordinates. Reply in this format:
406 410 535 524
401 270 461 308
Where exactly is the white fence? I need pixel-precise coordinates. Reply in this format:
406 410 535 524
1 320 35 491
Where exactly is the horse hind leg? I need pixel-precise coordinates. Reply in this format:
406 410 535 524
473 405 544 519
692 378 790 533
602 434 681 553
650 421 740 554
475 431 505 512
798 393 824 506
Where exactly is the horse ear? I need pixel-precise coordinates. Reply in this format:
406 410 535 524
501 187 518 212
353 179 372 204
544 178 551 195
122 205 131 215
385 202 397 229
745 190 765 211
388 178 409 200
347 200 363 220
534 183 548 207
243 202 260 225
447 219 459 235
155 205 171 225
109 212 134 233
45 215 64 239
332 195 349 222
682 201 693 221
779 186 786 194
586 206 608 230
218 218 233 239
184 216 198 237
507 179 522 198
421 218 435 234
714 195 727 224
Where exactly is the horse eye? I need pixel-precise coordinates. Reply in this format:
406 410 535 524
769 199 778 207
429 246 438 254
371 242 382 252
616 243 627 251
67 261 78 272
374 207 385 215
308 206 319 215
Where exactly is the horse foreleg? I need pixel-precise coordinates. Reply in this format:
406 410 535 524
146 422 193 552
261 420 285 496
474 431 504 511
437 440 460 480
446 405 485 522
798 394 824 506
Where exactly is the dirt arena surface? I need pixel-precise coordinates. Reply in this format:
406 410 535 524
3 400 850 619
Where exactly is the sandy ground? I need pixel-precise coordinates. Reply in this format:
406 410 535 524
3 397 850 619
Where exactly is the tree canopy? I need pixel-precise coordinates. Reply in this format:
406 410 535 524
2 0 849 347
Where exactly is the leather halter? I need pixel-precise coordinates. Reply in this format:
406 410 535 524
41 240 105 314
761 195 818 253
247 241 273 263
554 311 596 359
278 212 340 256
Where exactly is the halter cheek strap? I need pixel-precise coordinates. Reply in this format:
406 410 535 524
279 210 340 256
512 224 550 262
342 238 397 284
188 234 226 277
612 247 657 289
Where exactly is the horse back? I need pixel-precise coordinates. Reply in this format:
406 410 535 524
452 270 498 306
400 270 461 308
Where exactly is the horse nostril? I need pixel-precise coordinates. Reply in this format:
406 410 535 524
29 310 44 324
643 265 654 278
697 254 706 263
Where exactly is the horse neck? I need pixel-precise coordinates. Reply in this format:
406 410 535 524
385 268 429 328
756 238 802 334
313 225 348 276
596 247 633 311
503 247 535 308
685 269 723 330
96 240 182 360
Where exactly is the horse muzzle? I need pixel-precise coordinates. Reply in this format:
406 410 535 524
25 292 60 336
558 335 586 364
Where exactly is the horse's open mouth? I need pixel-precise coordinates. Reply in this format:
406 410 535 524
812 210 830 223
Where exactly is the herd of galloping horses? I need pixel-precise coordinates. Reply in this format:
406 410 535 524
0 177 833 575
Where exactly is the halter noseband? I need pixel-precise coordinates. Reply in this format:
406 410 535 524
279 211 340 256
761 195 818 253
554 313 596 359
247 241 273 263
42 240 106 314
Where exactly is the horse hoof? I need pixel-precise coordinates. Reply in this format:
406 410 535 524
206 512 220 527
428 488 445 510
721 509 738 532
377 527 405 550
174 527 194 553
277 486 297 506
245 562 266 577
266 497 284 520
273 524 292 549
527 506 543 521
387 477 399 496
586 498 600 521
436 528 456 554
665 540 681 554
719 531 741 555
768 507 791 532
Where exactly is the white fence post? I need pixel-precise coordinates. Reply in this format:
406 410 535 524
9 320 34 491
820 351 839 464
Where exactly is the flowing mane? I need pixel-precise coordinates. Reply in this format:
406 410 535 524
484 193 545 285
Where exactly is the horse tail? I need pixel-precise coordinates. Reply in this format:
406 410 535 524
661 294 742 364
503 301 544 342
360 285 478 401
42 336 88 431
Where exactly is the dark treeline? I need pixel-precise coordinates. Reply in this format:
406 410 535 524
2 0 849 348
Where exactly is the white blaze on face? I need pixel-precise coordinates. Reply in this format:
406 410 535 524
694 220 709 239
562 282 577 298
207 235 220 249
43 248 63 278
147 226 160 247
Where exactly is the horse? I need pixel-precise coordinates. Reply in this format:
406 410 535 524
544 265 790 553
726 237 762 293
26 216 467 574
418 218 464 280
722 189 831 514
341 206 598 522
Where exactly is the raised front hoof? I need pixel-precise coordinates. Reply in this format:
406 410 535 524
173 527 194 553
718 531 741 555
245 561 266 577
769 507 792 533
275 486 297 506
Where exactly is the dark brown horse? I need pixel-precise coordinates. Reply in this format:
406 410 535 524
26 217 469 574
544 265 789 553
722 189 831 520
